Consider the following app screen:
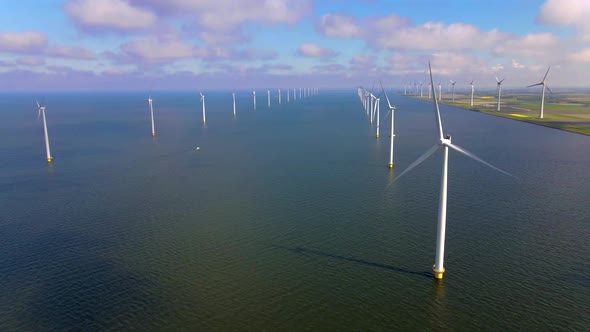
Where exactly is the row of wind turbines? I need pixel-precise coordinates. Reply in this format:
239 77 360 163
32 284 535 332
34 87 319 163
360 62 514 280
404 66 553 119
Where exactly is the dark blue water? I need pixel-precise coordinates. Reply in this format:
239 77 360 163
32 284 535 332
1 91 589 330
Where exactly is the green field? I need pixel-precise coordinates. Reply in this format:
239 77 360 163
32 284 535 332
411 91 590 136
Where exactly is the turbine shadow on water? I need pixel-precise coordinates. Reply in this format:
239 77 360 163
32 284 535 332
271 245 432 278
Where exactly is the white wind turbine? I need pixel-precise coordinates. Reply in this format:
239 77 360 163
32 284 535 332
527 66 552 119
438 81 442 101
450 80 456 102
395 62 514 280
35 98 52 163
148 93 156 136
404 83 407 95
374 93 381 138
267 89 271 108
428 82 432 99
200 92 206 124
470 80 475 107
253 90 257 109
495 76 505 112
232 92 236 116
380 81 396 169
420 81 424 97
278 88 281 104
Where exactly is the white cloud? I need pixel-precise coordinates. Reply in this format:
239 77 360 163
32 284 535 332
537 0 590 40
569 48 590 62
494 33 559 57
16 56 45 66
512 59 525 69
318 14 361 38
296 43 336 58
65 0 157 31
0 32 47 52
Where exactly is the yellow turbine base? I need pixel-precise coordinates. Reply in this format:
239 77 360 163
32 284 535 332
376 134 380 138
152 132 156 137
47 157 53 163
433 266 445 280
388 163 393 169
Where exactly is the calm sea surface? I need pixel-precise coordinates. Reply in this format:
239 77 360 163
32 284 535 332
0 91 588 330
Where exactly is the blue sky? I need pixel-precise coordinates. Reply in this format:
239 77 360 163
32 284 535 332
0 0 588 90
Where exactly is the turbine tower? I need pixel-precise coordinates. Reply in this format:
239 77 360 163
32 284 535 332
200 92 206 124
395 62 513 280
278 88 281 104
35 98 52 163
420 81 424 97
375 94 381 138
470 80 475 107
148 94 155 137
232 92 236 116
267 89 271 108
253 90 256 109
450 80 456 103
428 83 432 99
438 81 442 101
527 66 552 119
287 89 290 103
495 76 505 112
380 81 396 169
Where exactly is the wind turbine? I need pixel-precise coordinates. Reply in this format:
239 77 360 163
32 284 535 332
470 80 475 107
428 82 432 99
495 76 505 112
527 66 552 119
420 81 424 97
395 62 513 280
267 89 271 109
450 80 456 103
374 93 381 138
438 81 442 101
253 90 257 109
404 83 407 95
35 98 52 163
278 88 281 104
148 93 156 136
232 92 236 116
380 81 396 169
287 89 290 103
200 92 206 124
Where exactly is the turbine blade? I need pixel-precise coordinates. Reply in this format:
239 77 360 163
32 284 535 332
542 66 551 82
379 80 394 110
428 61 444 141
527 83 543 88
394 144 440 181
495 76 499 83
446 143 515 178
35 97 40 109
546 85 553 94
500 79 505 84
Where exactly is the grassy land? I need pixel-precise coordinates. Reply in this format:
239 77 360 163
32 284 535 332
409 92 590 136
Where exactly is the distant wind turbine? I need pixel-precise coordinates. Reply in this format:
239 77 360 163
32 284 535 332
470 80 475 107
380 81 396 169
420 81 424 97
438 81 442 101
374 93 381 138
527 66 552 119
495 76 505 112
35 98 52 163
253 90 256 110
287 89 290 103
200 92 206 124
428 82 432 99
232 92 236 116
278 88 281 104
148 93 155 136
450 80 456 103
267 89 271 109
395 62 514 280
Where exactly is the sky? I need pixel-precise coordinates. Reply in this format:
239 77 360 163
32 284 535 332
1 0 589 91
